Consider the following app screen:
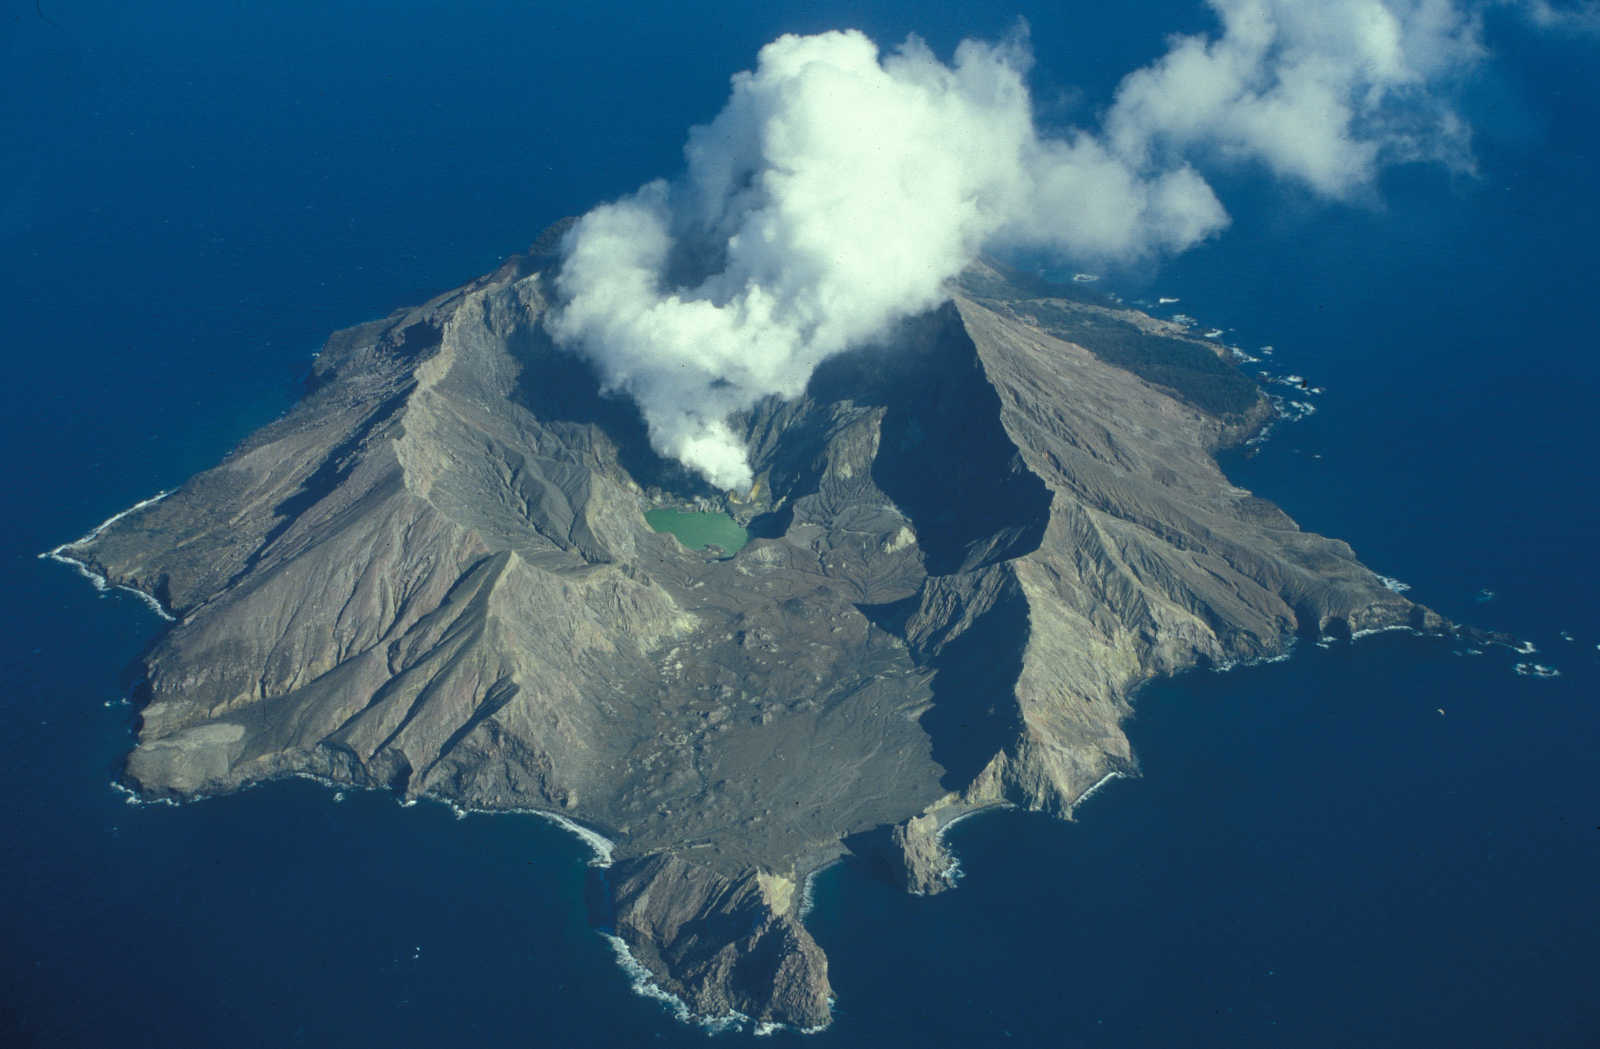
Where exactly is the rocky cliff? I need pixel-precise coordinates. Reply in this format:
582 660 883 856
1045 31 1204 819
53 239 1445 1030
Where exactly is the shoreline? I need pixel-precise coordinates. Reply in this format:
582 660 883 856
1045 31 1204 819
113 766 831 1035
40 490 177 622
64 461 1546 1038
1068 769 1126 815
600 933 754 1034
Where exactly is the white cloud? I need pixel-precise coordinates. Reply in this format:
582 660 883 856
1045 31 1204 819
1107 0 1484 195
1517 0 1600 33
548 5 1492 490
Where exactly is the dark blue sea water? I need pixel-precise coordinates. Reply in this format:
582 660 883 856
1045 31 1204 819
3 3 1595 1046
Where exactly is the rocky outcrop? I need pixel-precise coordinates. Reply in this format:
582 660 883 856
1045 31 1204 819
52 240 1450 1029
890 812 959 896
610 855 830 1029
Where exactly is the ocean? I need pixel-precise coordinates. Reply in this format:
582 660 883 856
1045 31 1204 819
3 2 1595 1046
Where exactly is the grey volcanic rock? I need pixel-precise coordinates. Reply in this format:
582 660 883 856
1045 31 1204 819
611 855 830 1028
890 812 958 895
53 242 1448 1029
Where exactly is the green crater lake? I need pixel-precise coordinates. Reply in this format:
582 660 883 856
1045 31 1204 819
644 509 750 555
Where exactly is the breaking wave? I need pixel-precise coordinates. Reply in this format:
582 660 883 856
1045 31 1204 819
602 934 755 1034
1069 770 1126 815
39 490 177 621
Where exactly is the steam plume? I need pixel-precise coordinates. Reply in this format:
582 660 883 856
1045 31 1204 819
549 5 1486 490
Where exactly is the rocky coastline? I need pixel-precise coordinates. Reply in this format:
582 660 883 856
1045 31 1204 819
50 239 1468 1029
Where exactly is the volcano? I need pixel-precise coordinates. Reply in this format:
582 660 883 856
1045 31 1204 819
52 232 1452 1029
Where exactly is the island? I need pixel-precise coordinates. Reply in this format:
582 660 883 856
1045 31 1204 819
49 230 1455 1030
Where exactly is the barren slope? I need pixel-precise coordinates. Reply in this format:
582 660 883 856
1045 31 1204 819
57 248 1440 1029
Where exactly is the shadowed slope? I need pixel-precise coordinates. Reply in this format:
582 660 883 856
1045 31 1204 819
54 248 1449 1029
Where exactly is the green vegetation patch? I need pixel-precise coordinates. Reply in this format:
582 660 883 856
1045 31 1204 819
644 509 750 556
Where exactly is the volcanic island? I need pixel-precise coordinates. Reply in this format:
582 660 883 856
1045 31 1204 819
49 228 1459 1030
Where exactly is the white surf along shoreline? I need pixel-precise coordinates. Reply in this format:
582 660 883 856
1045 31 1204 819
57 488 807 1035
39 490 177 622
117 763 826 1035
62 437 1556 1033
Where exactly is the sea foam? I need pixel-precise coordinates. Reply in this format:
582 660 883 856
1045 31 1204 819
40 490 177 621
601 934 767 1034
438 797 616 867
1069 770 1125 815
602 934 737 1030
